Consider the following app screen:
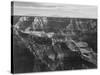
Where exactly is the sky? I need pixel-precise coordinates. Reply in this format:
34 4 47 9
12 1 97 19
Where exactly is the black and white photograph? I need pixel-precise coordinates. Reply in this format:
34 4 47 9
11 1 97 74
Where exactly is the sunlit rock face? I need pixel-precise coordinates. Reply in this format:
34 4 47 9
12 16 97 72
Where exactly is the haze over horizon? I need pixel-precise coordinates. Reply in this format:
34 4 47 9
12 1 97 19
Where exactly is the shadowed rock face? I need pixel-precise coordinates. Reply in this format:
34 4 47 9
12 16 97 73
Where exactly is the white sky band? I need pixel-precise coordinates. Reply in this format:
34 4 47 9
12 1 97 19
